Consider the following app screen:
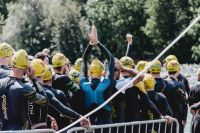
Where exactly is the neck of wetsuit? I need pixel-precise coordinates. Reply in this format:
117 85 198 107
91 78 100 89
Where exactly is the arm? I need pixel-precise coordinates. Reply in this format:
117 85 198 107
80 45 92 78
191 102 200 111
138 91 162 118
23 84 48 106
176 85 188 121
162 95 173 116
97 43 114 80
46 90 81 119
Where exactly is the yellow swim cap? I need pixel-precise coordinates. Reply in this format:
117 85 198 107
30 59 46 76
0 43 14 58
89 59 104 77
11 49 28 69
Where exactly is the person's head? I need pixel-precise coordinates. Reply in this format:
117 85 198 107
74 58 82 72
11 49 28 78
119 56 134 77
164 55 178 66
30 59 46 84
143 74 156 91
135 61 147 72
0 43 15 66
35 52 49 65
68 69 80 84
149 60 162 76
89 59 104 79
52 53 70 74
43 66 53 85
166 60 180 78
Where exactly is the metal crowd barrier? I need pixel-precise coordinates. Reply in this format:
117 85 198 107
0 129 55 133
66 118 179 133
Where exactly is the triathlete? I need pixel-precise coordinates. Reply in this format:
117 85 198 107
80 25 114 124
0 50 47 130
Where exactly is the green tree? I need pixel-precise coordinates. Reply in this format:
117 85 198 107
188 0 200 62
85 0 151 60
143 0 193 63
1 0 88 62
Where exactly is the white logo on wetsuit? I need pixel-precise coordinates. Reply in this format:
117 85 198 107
29 102 34 115
1 95 8 120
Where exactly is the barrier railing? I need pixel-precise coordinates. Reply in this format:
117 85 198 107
0 129 55 133
66 118 179 133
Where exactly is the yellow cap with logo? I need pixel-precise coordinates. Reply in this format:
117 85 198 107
164 55 178 63
136 61 147 71
166 60 180 72
11 49 28 69
0 43 14 58
149 60 162 73
89 59 104 77
30 59 46 76
43 66 53 81
74 58 82 72
52 53 70 67
119 56 134 68
143 74 155 91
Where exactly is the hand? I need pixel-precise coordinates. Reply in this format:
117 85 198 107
51 118 58 131
114 58 123 70
88 25 99 45
162 115 173 125
42 48 50 54
182 120 186 127
126 33 133 45
26 65 35 80
80 117 91 128
190 108 196 116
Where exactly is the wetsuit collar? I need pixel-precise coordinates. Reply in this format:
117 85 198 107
43 84 52 90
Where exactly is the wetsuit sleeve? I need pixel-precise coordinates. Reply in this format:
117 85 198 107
62 76 80 93
188 85 198 106
23 84 48 106
55 90 70 107
32 79 47 96
176 85 188 121
138 91 162 118
183 78 190 96
80 45 92 79
161 94 173 116
97 43 114 81
191 102 200 111
46 90 81 119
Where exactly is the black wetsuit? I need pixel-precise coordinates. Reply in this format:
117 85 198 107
26 80 49 129
43 85 72 129
146 90 173 116
111 80 125 123
80 43 114 125
0 76 47 130
177 73 190 96
0 65 11 79
52 73 80 100
189 82 200 133
165 77 187 133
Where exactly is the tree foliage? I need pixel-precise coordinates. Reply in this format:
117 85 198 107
1 0 88 62
1 0 200 63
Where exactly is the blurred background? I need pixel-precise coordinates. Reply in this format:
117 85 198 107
0 0 200 63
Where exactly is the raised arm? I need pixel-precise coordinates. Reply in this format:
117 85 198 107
97 43 114 80
80 45 92 78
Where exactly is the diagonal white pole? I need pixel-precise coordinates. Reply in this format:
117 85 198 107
57 15 200 133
